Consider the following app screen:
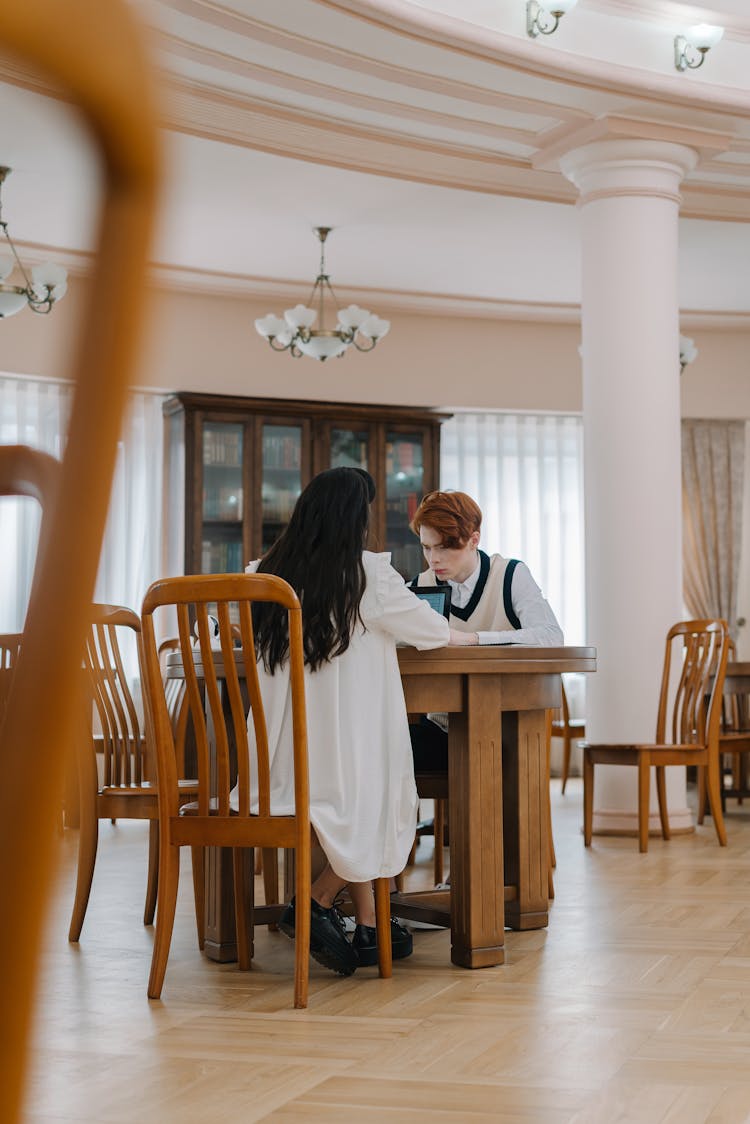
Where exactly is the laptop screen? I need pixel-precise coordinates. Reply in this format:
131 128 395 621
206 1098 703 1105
412 587 452 620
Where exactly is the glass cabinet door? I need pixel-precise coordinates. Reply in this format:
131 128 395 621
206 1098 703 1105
329 427 369 470
261 423 302 553
385 431 424 578
201 422 244 573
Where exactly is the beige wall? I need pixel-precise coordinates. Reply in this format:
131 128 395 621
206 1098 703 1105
0 276 747 419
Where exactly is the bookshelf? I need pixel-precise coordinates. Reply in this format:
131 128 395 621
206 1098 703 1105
163 393 450 579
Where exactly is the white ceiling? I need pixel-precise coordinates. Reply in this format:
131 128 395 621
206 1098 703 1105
1 0 750 314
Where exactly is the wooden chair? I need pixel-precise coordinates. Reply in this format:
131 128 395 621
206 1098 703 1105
583 619 730 853
718 656 750 808
68 605 201 943
416 777 449 886
551 677 586 793
140 573 393 1009
0 6 159 1113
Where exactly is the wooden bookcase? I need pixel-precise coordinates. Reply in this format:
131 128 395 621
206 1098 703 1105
163 392 451 580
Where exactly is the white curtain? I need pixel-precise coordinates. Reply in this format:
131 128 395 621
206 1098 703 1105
0 375 166 656
440 411 586 646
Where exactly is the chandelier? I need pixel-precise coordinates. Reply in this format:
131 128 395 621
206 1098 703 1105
0 166 68 318
255 226 390 361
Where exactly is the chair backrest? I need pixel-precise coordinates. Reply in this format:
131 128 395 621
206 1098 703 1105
140 573 310 835
0 4 159 1118
0 635 22 669
655 619 730 750
84 605 146 787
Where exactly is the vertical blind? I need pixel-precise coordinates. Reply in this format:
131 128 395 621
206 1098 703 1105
440 411 586 645
0 374 165 634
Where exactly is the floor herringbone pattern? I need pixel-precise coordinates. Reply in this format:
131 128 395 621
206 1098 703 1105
24 783 750 1123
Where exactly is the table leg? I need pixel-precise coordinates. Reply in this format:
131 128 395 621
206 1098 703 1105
448 675 505 968
502 708 550 931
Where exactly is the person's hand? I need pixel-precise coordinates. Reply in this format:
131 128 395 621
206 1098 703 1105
449 628 479 646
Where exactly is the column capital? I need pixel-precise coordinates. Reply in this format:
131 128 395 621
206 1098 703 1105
532 114 731 207
559 138 698 207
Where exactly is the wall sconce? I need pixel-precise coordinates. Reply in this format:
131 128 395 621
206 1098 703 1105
526 0 577 38
674 24 723 71
679 335 698 374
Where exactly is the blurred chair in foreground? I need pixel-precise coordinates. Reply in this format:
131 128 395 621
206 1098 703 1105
0 2 159 1119
583 619 730 853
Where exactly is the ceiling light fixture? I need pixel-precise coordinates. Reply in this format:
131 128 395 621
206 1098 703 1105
254 226 390 362
679 335 698 374
674 24 723 71
526 0 577 38
0 166 68 318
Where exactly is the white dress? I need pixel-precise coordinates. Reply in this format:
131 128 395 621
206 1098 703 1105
240 551 450 882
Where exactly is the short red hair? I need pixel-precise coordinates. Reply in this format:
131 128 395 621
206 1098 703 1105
410 491 482 550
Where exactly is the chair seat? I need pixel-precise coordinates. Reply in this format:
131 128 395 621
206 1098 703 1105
584 742 700 754
100 778 198 797
180 797 237 816
551 717 585 735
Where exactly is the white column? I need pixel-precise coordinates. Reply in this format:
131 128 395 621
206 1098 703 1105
560 139 697 835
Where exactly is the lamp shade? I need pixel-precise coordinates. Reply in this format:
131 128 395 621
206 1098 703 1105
550 0 577 13
32 262 67 289
685 23 723 49
255 313 286 339
283 304 317 330
337 304 371 331
0 289 28 317
359 315 390 341
296 334 350 361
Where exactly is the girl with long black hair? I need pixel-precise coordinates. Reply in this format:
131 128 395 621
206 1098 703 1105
243 466 458 975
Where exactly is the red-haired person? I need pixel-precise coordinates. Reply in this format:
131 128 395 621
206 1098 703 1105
407 489 563 773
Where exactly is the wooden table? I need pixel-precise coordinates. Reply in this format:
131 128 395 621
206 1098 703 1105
166 644 596 968
392 645 596 968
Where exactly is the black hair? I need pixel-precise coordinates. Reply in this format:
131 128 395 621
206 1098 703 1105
254 466 376 672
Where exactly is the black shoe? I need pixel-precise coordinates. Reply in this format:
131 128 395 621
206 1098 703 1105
279 896 358 977
352 918 413 967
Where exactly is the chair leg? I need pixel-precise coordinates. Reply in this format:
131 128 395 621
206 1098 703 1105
148 843 181 999
697 763 707 824
293 845 312 1010
655 766 670 840
68 806 99 942
433 799 445 885
582 750 594 846
261 847 280 931
546 736 556 869
143 820 159 926
561 730 572 795
705 754 728 847
374 877 392 979
190 845 205 951
637 759 650 853
233 848 253 970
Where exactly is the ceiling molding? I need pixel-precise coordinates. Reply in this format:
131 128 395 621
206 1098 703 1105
309 0 750 114
12 241 750 327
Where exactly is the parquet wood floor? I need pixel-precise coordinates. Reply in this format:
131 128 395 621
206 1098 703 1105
23 784 750 1123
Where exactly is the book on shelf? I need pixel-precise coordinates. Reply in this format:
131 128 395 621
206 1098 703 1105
201 539 244 573
202 485 243 520
263 431 301 470
203 427 242 467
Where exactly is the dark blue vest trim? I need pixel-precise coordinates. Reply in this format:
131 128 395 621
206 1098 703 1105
503 558 522 630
